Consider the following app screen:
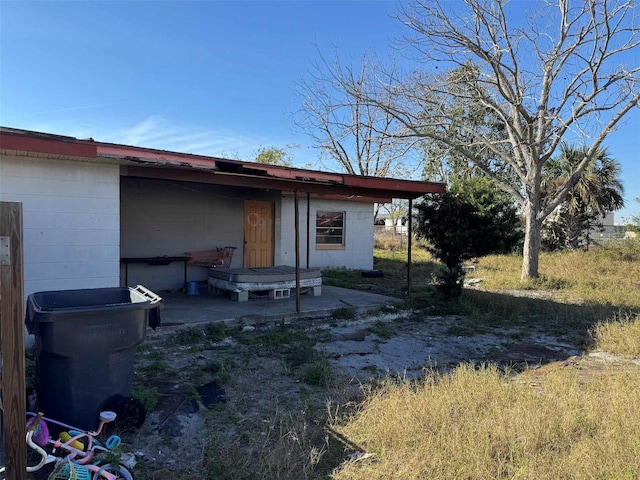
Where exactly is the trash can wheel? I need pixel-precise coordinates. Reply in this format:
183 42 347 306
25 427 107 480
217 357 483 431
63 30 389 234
103 396 146 431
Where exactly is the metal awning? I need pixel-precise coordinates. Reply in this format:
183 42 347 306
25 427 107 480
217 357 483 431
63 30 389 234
0 127 445 200
1 126 446 309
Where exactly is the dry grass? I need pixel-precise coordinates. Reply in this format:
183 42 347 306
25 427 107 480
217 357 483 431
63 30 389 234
476 242 640 309
136 240 640 479
202 407 341 480
470 242 640 354
323 241 438 298
332 364 640 480
373 232 411 252
327 241 640 480
592 312 640 358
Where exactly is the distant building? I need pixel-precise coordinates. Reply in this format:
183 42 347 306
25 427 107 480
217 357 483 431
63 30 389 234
375 213 408 235
590 212 626 240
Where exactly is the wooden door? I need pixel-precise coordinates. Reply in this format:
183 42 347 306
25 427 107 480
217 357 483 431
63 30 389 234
244 200 274 268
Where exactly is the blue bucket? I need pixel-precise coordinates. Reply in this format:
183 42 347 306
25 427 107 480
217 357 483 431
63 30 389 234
186 281 200 296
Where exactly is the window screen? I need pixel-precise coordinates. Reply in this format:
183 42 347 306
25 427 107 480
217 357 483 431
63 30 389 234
316 211 345 245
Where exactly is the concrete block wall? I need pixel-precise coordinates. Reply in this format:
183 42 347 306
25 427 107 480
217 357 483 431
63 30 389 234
0 154 120 297
279 197 374 270
0 153 378 297
120 178 276 290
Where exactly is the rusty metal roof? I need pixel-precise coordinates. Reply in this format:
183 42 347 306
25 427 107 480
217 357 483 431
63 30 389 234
0 127 445 200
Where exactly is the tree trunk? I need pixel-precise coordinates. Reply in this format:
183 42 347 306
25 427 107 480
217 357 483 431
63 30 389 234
521 201 542 281
566 216 582 250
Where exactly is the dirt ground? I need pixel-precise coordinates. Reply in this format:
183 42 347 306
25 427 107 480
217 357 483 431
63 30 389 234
119 300 603 479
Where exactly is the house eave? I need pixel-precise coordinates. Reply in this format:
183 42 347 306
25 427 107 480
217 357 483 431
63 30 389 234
1 126 446 200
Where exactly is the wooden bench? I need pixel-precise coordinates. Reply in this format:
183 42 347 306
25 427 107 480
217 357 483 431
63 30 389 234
185 246 236 268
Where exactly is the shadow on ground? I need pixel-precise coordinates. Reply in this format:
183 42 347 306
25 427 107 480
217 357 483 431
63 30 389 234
117 281 638 479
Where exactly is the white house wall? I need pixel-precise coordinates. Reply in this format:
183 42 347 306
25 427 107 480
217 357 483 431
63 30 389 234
0 154 120 297
279 197 374 270
0 154 378 297
120 177 272 291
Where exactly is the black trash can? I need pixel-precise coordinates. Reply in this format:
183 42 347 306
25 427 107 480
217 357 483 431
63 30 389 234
25 285 162 431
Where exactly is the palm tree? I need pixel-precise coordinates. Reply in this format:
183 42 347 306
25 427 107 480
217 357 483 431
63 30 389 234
543 144 624 250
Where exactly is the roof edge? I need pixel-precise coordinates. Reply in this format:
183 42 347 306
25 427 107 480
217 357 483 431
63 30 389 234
0 126 445 197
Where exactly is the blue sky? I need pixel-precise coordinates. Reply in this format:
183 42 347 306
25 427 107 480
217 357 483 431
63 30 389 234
1 1 638 221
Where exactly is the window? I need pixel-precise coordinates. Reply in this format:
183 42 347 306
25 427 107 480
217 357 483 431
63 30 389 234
316 211 345 247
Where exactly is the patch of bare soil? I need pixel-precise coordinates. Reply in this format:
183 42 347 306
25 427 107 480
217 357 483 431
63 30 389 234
491 289 559 300
119 308 621 479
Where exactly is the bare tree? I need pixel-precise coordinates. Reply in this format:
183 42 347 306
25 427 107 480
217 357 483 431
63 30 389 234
327 0 640 280
294 53 419 180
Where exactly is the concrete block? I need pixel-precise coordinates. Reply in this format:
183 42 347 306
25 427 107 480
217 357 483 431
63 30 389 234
231 290 249 302
269 288 290 300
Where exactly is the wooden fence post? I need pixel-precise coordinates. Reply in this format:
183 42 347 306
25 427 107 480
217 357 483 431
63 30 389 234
0 201 27 480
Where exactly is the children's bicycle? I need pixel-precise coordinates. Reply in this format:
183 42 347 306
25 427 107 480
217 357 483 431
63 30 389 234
0 410 134 480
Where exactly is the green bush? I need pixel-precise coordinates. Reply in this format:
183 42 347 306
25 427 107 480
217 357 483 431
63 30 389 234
414 177 523 298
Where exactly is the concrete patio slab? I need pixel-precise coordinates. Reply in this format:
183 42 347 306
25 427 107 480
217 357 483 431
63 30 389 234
158 284 400 326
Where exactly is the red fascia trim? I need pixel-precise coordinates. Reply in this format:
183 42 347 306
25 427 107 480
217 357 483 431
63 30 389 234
99 145 346 183
253 164 343 183
98 145 218 168
0 129 445 196
343 175 446 194
317 194 393 203
0 134 97 158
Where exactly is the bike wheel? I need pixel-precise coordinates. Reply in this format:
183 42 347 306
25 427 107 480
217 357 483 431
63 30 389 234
103 396 146 432
92 464 134 480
